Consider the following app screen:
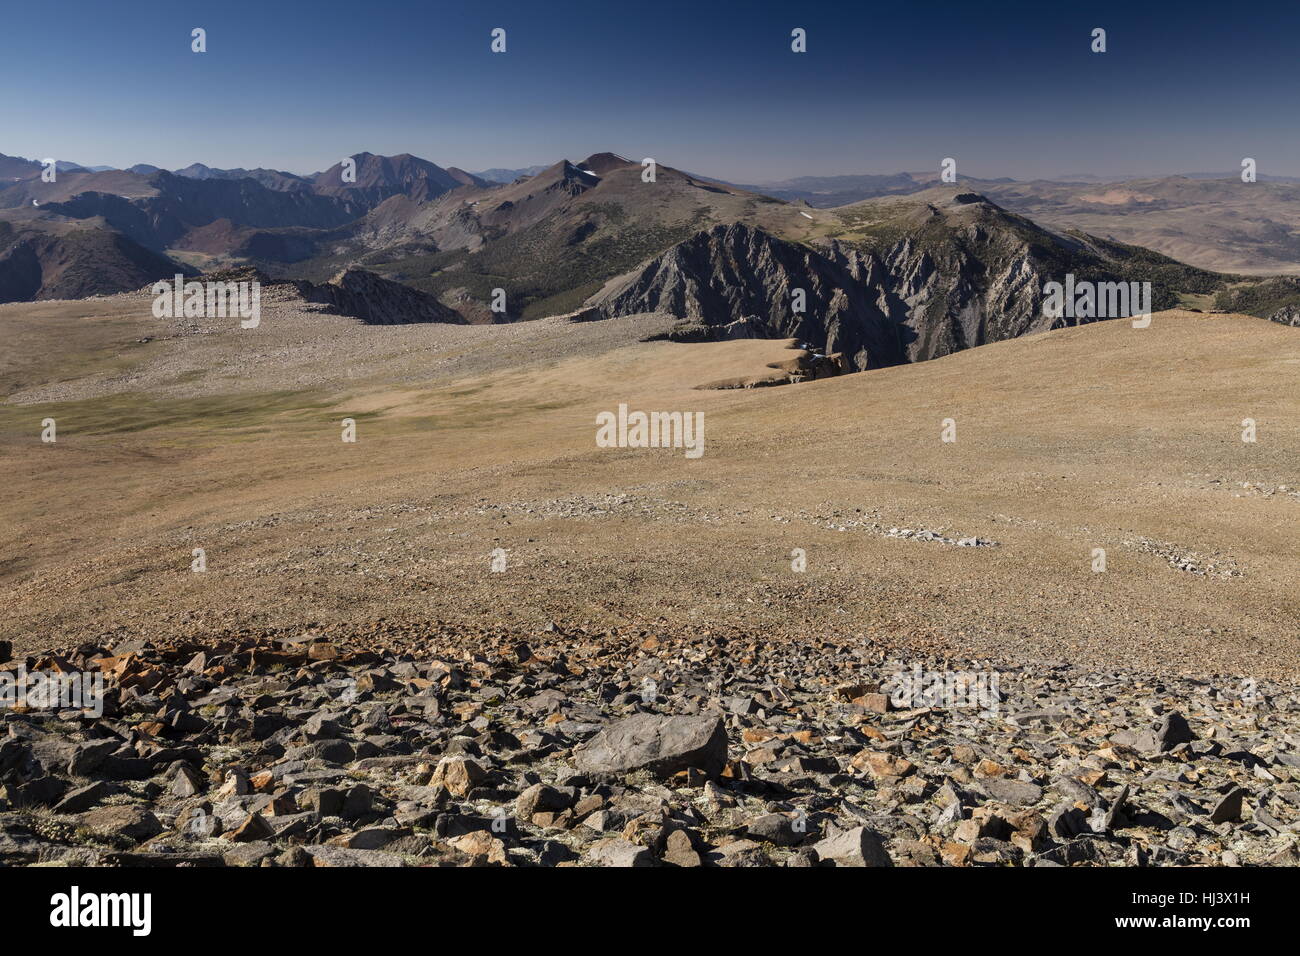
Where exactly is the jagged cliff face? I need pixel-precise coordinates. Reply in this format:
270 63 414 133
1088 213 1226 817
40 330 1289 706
864 199 1061 362
594 223 905 369
590 218 1051 370
1271 304 1300 326
589 198 1217 370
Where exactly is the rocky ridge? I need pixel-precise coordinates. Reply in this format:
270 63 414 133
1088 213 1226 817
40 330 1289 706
153 266 467 327
303 268 467 325
589 198 1221 369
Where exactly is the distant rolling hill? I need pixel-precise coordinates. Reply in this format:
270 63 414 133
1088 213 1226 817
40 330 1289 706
976 176 1300 276
0 218 192 302
470 165 549 184
310 152 490 204
736 171 1016 206
736 169 1300 277
0 152 45 183
173 163 314 192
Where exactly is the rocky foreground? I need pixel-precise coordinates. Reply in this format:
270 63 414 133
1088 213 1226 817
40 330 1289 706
1 627 1297 867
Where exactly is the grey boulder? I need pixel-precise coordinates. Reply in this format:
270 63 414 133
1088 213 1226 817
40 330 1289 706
573 713 728 778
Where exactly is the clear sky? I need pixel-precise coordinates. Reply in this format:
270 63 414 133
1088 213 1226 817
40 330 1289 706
2 0 1295 182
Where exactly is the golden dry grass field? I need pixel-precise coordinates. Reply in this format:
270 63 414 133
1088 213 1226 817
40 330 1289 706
1 293 1297 679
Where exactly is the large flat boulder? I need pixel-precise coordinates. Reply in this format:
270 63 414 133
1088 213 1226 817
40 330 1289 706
573 713 728 778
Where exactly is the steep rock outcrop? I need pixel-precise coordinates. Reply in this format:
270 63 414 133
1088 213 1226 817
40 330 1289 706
303 268 466 325
1271 304 1300 326
593 223 907 370
155 265 468 326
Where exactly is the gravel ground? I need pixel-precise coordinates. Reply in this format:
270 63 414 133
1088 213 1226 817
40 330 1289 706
1 626 1295 867
3 288 676 404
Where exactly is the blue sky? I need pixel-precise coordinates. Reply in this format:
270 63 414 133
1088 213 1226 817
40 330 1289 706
2 0 1295 182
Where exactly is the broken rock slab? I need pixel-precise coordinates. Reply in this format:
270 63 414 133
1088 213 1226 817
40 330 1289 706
305 846 408 868
586 837 655 867
812 825 893 867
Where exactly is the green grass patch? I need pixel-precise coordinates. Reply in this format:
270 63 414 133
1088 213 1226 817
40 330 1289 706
0 388 338 437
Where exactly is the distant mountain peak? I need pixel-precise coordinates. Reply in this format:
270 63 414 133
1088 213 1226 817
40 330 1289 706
554 160 602 194
312 152 482 202
580 152 636 176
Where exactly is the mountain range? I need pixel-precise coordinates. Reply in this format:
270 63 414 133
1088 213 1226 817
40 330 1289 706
2 148 1297 366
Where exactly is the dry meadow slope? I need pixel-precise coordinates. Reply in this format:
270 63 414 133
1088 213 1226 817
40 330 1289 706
1 298 1297 679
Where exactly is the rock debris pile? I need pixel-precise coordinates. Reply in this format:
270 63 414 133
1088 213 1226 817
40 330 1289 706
1 628 1296 867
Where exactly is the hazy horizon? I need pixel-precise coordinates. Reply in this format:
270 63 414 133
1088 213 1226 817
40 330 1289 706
4 151 1289 187
3 0 1298 181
